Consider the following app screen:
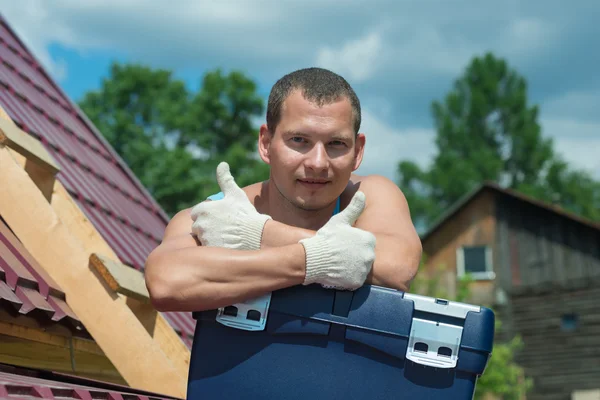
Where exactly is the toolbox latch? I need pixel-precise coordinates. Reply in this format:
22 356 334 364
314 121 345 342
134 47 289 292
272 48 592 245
406 317 462 369
215 292 272 331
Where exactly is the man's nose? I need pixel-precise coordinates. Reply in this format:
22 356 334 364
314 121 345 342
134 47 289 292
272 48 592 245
305 143 329 171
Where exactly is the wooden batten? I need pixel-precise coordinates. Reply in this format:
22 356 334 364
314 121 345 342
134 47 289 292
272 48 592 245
90 253 150 303
0 142 186 397
0 110 59 202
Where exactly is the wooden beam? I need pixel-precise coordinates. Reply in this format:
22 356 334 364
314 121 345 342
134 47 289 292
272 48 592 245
0 321 125 385
50 181 191 378
89 253 150 303
0 117 59 175
0 146 186 398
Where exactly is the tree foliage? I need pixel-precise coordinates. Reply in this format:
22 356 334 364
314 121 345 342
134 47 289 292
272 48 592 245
79 62 269 216
399 52 600 229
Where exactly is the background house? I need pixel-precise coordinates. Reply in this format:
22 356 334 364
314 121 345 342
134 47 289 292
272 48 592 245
419 181 600 400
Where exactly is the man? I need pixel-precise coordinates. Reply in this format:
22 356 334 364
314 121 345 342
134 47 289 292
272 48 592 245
145 67 422 313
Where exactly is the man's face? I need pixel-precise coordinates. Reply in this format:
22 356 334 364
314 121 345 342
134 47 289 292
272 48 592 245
259 90 365 211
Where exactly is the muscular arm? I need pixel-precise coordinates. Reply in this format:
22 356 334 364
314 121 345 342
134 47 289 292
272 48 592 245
144 209 306 312
261 176 422 291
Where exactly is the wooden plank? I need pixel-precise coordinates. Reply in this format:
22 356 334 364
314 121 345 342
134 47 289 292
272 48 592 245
0 320 125 384
89 253 150 303
0 145 186 398
0 116 59 175
0 320 102 356
50 180 190 378
0 333 126 386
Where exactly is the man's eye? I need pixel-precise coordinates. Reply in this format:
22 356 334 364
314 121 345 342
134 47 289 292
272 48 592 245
330 141 345 146
291 137 305 143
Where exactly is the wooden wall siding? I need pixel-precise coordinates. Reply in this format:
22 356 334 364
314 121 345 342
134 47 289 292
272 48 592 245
421 191 497 302
495 196 600 291
510 286 600 400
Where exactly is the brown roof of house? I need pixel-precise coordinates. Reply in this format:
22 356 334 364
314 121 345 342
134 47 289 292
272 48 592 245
420 181 600 243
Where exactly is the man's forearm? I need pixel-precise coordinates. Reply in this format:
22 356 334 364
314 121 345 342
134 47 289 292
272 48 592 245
261 220 419 291
145 243 306 312
261 219 315 248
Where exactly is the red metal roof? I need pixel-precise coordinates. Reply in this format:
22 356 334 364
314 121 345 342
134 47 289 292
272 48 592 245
0 15 195 345
0 217 83 332
0 364 179 400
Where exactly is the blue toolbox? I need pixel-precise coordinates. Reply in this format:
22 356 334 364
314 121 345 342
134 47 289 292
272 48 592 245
187 284 495 399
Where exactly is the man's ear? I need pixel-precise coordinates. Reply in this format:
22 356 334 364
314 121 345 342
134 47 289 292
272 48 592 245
258 124 272 164
352 133 366 171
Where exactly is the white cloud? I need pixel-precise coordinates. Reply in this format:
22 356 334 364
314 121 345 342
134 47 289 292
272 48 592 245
541 117 600 178
506 18 553 53
354 108 436 181
1 0 599 181
0 0 71 80
316 31 383 83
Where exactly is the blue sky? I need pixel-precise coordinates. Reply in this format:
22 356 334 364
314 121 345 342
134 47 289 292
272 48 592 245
2 0 599 182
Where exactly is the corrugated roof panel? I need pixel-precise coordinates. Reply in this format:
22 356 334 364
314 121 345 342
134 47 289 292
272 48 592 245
0 366 177 400
162 310 196 343
0 279 21 307
0 218 83 332
0 83 78 155
0 47 56 97
0 24 30 59
0 238 36 290
47 295 79 324
15 285 54 315
0 220 61 298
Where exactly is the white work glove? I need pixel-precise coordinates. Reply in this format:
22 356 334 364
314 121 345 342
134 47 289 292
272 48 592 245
299 191 376 291
190 162 272 250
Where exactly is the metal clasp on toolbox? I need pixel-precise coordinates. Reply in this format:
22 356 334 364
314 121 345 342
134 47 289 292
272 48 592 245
215 292 272 331
404 293 481 369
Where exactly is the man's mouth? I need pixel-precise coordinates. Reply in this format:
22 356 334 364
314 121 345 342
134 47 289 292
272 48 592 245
298 179 329 184
297 179 330 188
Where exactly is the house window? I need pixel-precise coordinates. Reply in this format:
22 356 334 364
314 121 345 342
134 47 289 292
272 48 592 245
561 314 578 332
456 246 495 280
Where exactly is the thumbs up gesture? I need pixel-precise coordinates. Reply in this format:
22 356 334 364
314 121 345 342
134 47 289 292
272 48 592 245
299 191 376 290
191 162 272 250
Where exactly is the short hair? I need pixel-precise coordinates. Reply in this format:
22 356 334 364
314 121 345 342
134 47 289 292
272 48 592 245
266 67 361 135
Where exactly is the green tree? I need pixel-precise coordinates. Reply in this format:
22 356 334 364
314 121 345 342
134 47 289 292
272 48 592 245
399 52 600 229
79 63 269 215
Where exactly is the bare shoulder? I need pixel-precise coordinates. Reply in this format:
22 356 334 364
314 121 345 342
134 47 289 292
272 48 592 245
344 173 409 209
162 208 193 239
342 173 416 235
